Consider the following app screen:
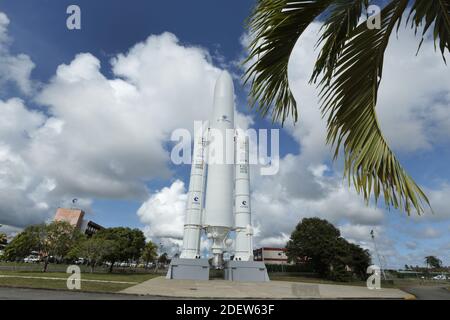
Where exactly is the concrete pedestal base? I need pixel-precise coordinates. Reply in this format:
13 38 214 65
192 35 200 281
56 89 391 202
121 276 413 299
224 260 270 282
166 258 210 281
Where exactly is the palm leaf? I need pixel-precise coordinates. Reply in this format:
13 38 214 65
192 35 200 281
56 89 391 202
320 0 429 214
244 0 334 124
408 0 450 61
311 0 369 84
243 0 444 215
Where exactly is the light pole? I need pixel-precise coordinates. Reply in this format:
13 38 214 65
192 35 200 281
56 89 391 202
159 242 165 266
370 230 387 280
278 252 285 273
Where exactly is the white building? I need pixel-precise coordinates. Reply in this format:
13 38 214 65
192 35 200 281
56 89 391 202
253 247 292 265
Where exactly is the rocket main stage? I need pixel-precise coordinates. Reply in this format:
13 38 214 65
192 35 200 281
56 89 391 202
166 71 269 282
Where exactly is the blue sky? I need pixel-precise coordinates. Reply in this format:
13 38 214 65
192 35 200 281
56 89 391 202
0 0 449 268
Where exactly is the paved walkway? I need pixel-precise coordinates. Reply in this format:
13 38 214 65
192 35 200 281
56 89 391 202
120 276 413 299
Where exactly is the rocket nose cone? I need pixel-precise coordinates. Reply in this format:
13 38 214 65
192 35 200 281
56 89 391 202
214 70 234 99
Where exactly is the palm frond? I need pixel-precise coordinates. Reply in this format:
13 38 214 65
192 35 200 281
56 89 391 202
244 0 334 124
243 0 435 215
320 0 430 214
311 0 369 84
408 0 450 61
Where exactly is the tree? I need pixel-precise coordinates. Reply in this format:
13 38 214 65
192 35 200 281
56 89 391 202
3 222 82 271
3 224 42 261
245 0 450 215
69 237 114 273
0 233 8 259
0 233 7 249
344 242 371 280
141 241 158 268
286 218 341 276
286 217 371 280
425 255 442 269
39 222 83 272
158 252 169 265
94 227 145 272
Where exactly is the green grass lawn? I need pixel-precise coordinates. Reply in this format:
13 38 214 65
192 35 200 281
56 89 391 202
0 270 159 293
0 261 164 274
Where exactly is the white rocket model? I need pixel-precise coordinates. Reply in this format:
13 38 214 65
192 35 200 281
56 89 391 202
180 71 253 269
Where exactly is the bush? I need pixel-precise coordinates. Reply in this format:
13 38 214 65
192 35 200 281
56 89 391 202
326 267 353 282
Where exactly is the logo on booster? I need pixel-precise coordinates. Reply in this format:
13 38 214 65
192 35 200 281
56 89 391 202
193 196 199 203
218 115 231 123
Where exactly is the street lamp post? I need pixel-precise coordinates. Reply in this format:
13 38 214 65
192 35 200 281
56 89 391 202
370 230 387 280
278 252 285 273
159 242 165 267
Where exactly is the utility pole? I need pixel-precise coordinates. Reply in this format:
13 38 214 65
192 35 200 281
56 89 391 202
371 230 387 280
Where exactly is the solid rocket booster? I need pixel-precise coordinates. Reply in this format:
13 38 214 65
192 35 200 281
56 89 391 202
233 132 253 261
203 71 235 267
180 125 207 259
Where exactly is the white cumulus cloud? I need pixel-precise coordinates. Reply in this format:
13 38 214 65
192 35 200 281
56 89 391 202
0 12 35 95
137 180 187 239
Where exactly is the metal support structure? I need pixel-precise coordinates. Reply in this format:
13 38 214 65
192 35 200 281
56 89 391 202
371 230 387 280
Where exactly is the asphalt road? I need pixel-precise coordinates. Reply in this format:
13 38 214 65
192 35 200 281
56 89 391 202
0 287 167 300
403 286 450 300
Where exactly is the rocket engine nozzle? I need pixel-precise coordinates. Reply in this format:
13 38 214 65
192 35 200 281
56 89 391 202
210 253 224 270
